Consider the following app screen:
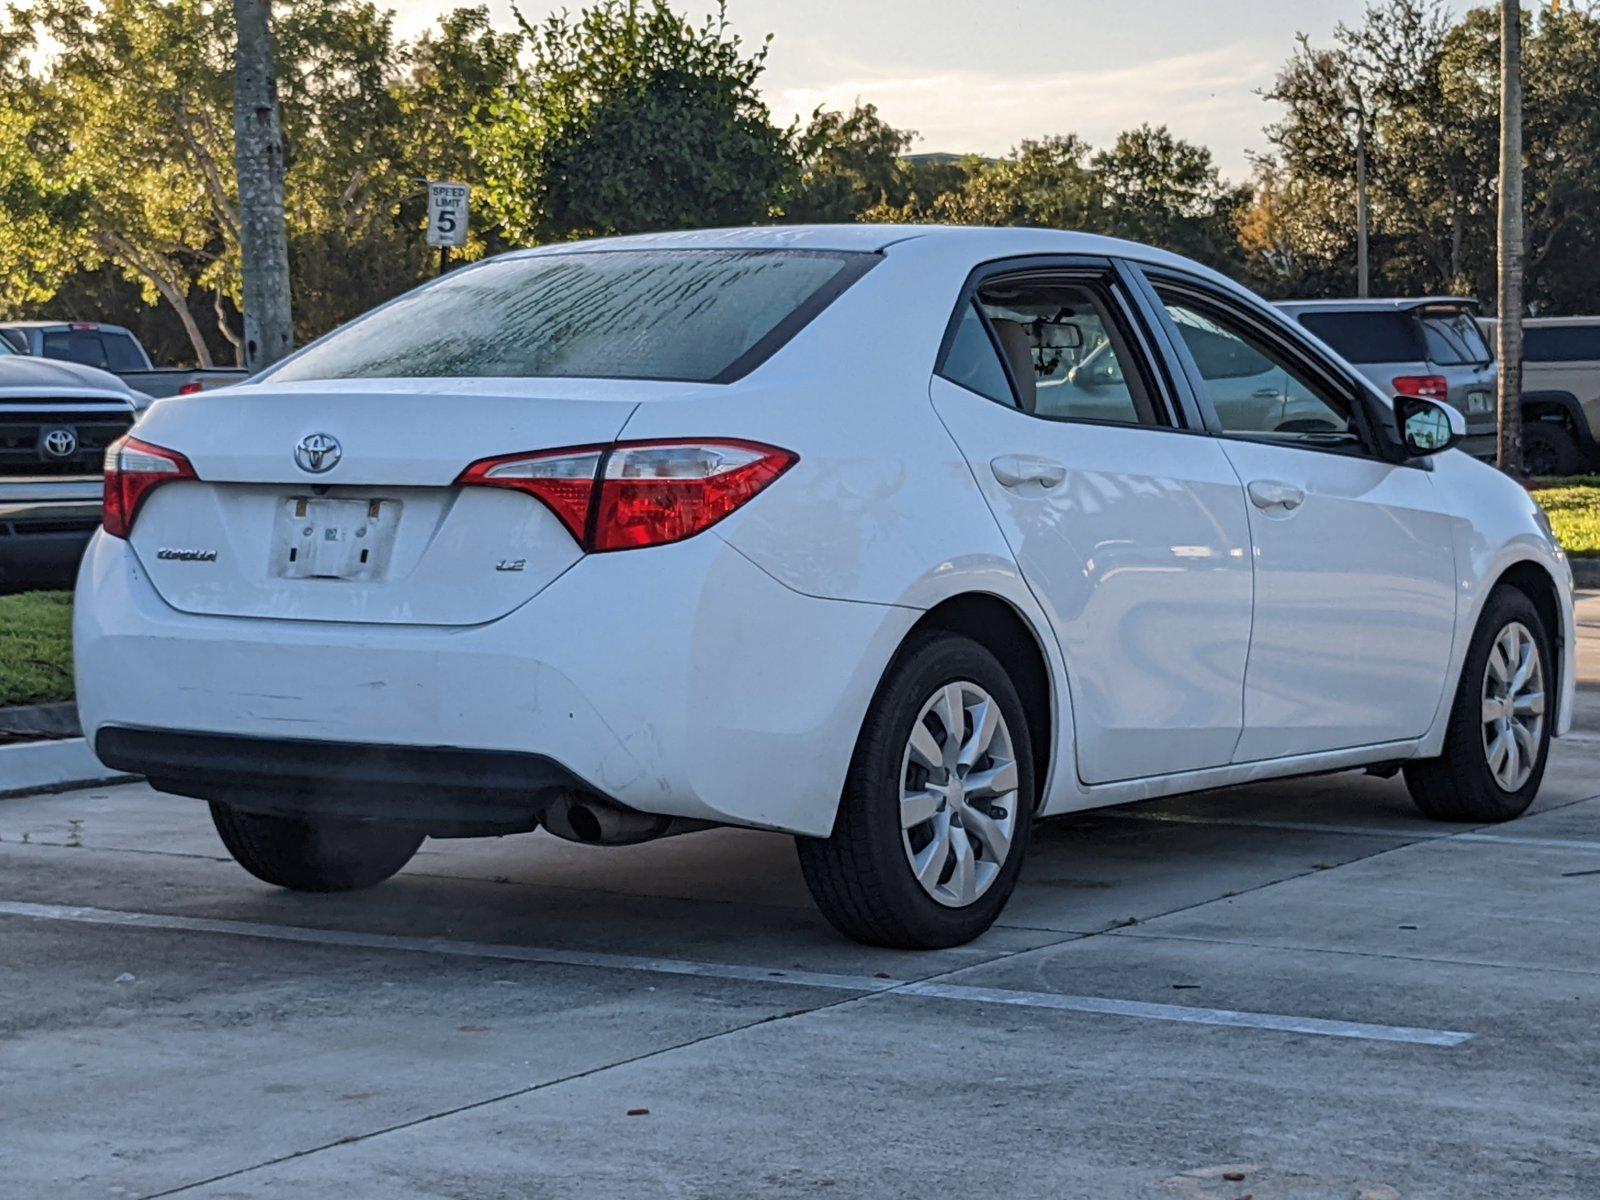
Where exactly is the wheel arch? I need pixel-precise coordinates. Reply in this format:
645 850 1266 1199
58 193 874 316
1491 558 1567 730
1522 390 1595 452
900 592 1055 812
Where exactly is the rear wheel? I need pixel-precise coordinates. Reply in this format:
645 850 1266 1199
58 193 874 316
1522 421 1581 477
1403 586 1552 822
796 632 1034 948
210 804 423 892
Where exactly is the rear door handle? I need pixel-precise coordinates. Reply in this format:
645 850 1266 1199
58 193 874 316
991 454 1067 490
1247 479 1305 511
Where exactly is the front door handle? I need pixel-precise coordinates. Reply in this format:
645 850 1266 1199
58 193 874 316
1247 479 1305 511
991 454 1067 490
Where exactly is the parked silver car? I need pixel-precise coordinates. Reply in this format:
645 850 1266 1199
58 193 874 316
1277 298 1497 461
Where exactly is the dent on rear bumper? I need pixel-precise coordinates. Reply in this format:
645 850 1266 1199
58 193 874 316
74 530 916 836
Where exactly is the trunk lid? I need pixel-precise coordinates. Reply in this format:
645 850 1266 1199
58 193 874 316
124 378 674 625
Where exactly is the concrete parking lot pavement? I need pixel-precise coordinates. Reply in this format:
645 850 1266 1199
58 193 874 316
4 596 1600 1198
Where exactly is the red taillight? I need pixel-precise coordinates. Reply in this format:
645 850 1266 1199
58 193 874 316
457 439 797 553
177 381 204 396
102 436 198 539
1393 374 1449 402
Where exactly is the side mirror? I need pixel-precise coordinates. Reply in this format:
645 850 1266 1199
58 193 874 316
1395 396 1466 457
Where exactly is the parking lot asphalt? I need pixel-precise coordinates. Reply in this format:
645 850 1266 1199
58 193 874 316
4 597 1599 1199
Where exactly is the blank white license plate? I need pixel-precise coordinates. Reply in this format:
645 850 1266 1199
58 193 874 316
1467 390 1493 415
272 497 399 581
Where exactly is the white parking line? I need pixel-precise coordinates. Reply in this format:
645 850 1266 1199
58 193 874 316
0 899 1472 1047
1102 810 1600 853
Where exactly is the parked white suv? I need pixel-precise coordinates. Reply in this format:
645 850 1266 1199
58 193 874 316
76 227 1575 947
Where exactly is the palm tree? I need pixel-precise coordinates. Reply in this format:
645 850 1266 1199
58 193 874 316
232 0 293 369
1495 0 1524 477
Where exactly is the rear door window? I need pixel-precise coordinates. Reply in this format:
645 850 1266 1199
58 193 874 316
1525 326 1600 363
269 249 874 384
1296 312 1424 363
940 302 1016 406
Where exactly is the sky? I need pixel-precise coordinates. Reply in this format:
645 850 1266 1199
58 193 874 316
387 0 1477 179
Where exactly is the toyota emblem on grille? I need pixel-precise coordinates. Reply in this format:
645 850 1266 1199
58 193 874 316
294 432 342 474
40 426 79 459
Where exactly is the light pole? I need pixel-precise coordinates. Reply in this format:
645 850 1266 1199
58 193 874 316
1354 116 1370 299
1345 98 1371 299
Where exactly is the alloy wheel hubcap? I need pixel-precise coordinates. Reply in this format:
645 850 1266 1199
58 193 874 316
899 681 1020 908
1481 620 1545 793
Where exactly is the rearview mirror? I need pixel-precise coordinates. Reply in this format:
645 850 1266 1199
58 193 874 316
1036 322 1083 350
1395 396 1465 457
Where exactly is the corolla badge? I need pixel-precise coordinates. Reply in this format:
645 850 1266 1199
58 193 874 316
294 432 342 474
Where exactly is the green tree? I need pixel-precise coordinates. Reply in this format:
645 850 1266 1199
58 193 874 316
885 136 1096 228
0 0 520 359
787 102 915 222
470 0 792 244
1090 124 1247 269
1259 0 1600 310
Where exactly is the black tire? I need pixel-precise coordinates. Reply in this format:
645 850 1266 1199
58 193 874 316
210 804 423 892
796 632 1035 949
1403 586 1552 822
1522 422 1581 477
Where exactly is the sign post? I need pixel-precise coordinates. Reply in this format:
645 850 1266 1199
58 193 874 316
426 181 469 274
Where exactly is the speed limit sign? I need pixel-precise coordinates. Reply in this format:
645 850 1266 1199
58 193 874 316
426 181 469 248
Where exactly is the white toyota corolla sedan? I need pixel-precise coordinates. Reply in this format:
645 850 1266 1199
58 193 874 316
76 226 1575 948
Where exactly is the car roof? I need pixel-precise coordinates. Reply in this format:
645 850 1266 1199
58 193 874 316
1275 297 1480 314
1520 315 1600 327
501 223 1242 288
0 320 135 332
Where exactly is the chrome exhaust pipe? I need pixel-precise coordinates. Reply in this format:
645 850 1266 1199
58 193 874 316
541 794 708 846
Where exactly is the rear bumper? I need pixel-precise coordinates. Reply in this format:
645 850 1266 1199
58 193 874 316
74 530 915 836
95 726 587 835
1461 432 1497 462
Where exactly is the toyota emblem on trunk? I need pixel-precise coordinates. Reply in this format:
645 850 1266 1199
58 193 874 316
294 432 342 473
40 426 79 459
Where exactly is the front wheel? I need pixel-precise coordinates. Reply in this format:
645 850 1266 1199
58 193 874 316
1403 586 1552 822
796 632 1035 949
210 804 423 892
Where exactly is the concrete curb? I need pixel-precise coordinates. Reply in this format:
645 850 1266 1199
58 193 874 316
0 737 134 798
1571 558 1600 589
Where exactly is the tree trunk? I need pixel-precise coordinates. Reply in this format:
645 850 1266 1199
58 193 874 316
1495 0 1524 477
232 0 293 370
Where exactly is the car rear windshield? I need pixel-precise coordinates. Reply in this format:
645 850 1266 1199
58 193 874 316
41 329 147 372
1419 311 1490 366
1526 325 1600 363
1296 312 1424 363
269 249 874 384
